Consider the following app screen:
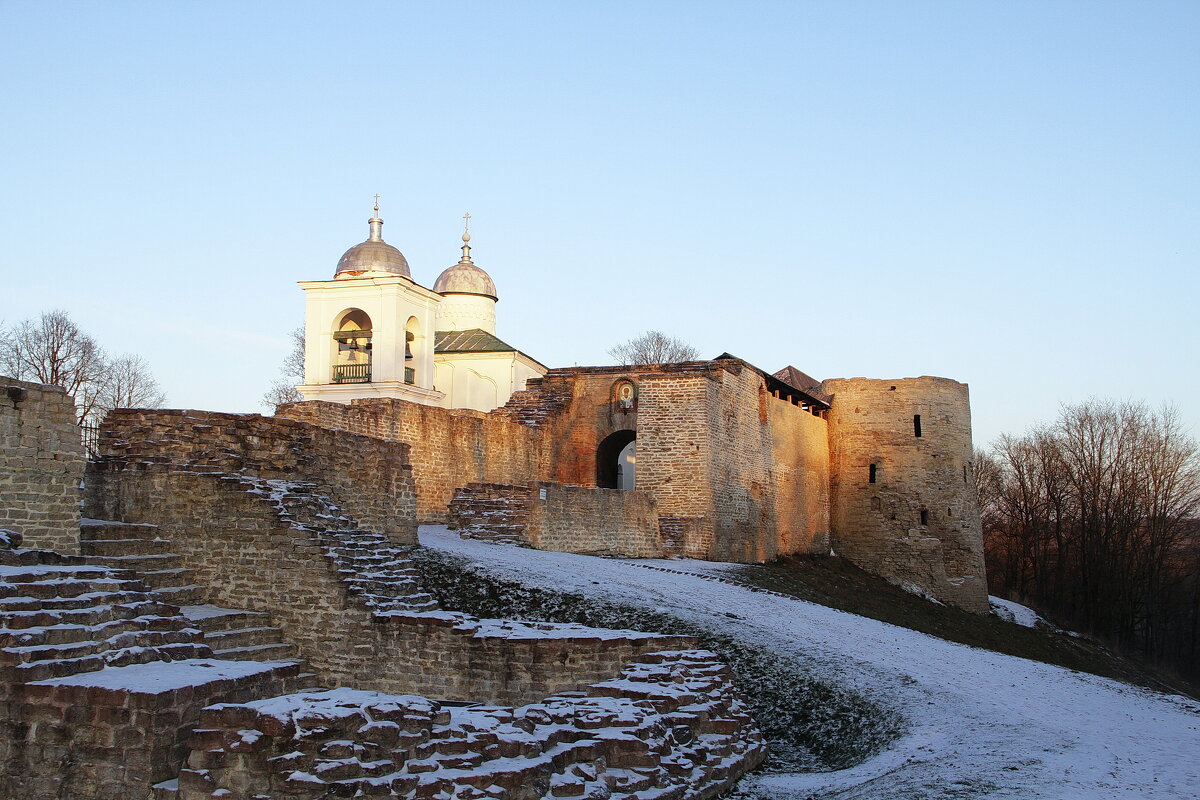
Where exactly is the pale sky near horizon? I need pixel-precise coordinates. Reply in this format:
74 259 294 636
1 2 1196 448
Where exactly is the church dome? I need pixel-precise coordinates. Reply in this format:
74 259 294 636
334 207 411 278
433 224 497 299
434 260 497 299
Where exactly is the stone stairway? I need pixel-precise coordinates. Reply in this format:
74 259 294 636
78 519 307 669
79 519 207 607
447 482 534 545
179 605 300 663
491 376 572 427
1 529 306 799
269 482 441 615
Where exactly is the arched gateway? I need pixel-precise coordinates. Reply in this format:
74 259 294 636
596 430 636 490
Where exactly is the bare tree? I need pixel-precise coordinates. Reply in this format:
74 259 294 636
1 310 109 422
261 326 305 409
608 330 699 366
96 354 166 418
983 400 1200 680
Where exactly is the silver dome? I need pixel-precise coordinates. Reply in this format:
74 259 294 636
334 215 411 278
434 260 497 300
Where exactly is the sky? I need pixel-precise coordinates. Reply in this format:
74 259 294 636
1 2 1196 447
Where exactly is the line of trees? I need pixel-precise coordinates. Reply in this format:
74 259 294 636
0 310 165 424
978 400 1200 681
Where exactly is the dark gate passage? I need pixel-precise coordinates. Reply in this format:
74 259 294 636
596 429 636 489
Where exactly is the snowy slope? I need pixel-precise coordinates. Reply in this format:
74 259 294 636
420 526 1200 800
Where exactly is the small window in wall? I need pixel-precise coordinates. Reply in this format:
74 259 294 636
913 414 923 437
919 509 929 526
869 463 877 483
870 496 881 511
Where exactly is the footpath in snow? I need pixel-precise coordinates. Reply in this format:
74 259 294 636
419 525 1200 800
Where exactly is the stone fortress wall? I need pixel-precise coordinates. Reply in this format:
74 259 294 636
93 408 417 543
278 398 540 523
1 393 765 799
280 357 987 611
821 376 988 612
0 377 84 554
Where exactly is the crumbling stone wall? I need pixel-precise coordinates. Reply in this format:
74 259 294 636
821 376 988 612
177 652 765 800
0 377 84 553
95 409 416 544
278 398 540 523
86 465 685 705
450 482 662 557
527 482 661 558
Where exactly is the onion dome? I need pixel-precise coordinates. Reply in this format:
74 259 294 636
433 215 498 300
334 199 411 278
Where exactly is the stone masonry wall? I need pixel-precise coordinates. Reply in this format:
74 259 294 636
96 408 416 544
278 398 540 523
85 466 686 705
526 482 661 558
821 376 988 612
635 371 719 558
696 363 831 563
0 377 84 554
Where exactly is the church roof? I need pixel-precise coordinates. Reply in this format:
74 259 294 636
335 204 411 279
433 260 497 299
435 329 518 354
435 329 548 370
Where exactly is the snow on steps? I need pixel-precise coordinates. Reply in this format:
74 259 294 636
79 519 207 606
174 649 765 800
258 480 441 615
1 532 310 799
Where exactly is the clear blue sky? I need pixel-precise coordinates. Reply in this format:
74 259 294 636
1 2 1196 447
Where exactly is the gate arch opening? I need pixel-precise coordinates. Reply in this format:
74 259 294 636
596 430 636 490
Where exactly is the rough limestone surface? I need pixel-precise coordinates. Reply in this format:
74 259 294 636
93 408 417 544
450 482 662 558
278 398 541 524
0 377 84 554
177 650 765 800
0 535 304 800
821 376 989 612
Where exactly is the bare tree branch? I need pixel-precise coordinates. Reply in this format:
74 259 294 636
607 330 699 366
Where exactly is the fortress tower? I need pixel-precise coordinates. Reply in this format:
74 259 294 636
821 377 988 612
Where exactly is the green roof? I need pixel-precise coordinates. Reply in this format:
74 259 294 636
435 329 519 354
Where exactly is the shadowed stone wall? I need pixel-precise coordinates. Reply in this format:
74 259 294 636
92 408 416 544
0 377 84 554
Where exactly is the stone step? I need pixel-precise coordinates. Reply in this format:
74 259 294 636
4 627 201 664
7 599 178 630
78 553 184 572
0 589 149 614
180 606 272 634
152 584 208 606
212 642 298 661
137 566 198 589
203 626 286 651
151 779 179 799
79 538 172 557
78 519 161 542
0 614 189 648
0 576 144 601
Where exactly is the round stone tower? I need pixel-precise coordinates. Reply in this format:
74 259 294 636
820 376 988 612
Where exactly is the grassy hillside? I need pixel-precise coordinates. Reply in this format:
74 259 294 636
730 555 1197 699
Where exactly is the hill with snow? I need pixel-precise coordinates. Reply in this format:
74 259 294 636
420 525 1200 800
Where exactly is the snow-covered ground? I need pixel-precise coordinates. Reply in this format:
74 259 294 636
989 596 1045 629
420 526 1200 800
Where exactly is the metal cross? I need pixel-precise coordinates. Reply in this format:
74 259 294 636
462 212 471 234
373 193 381 213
